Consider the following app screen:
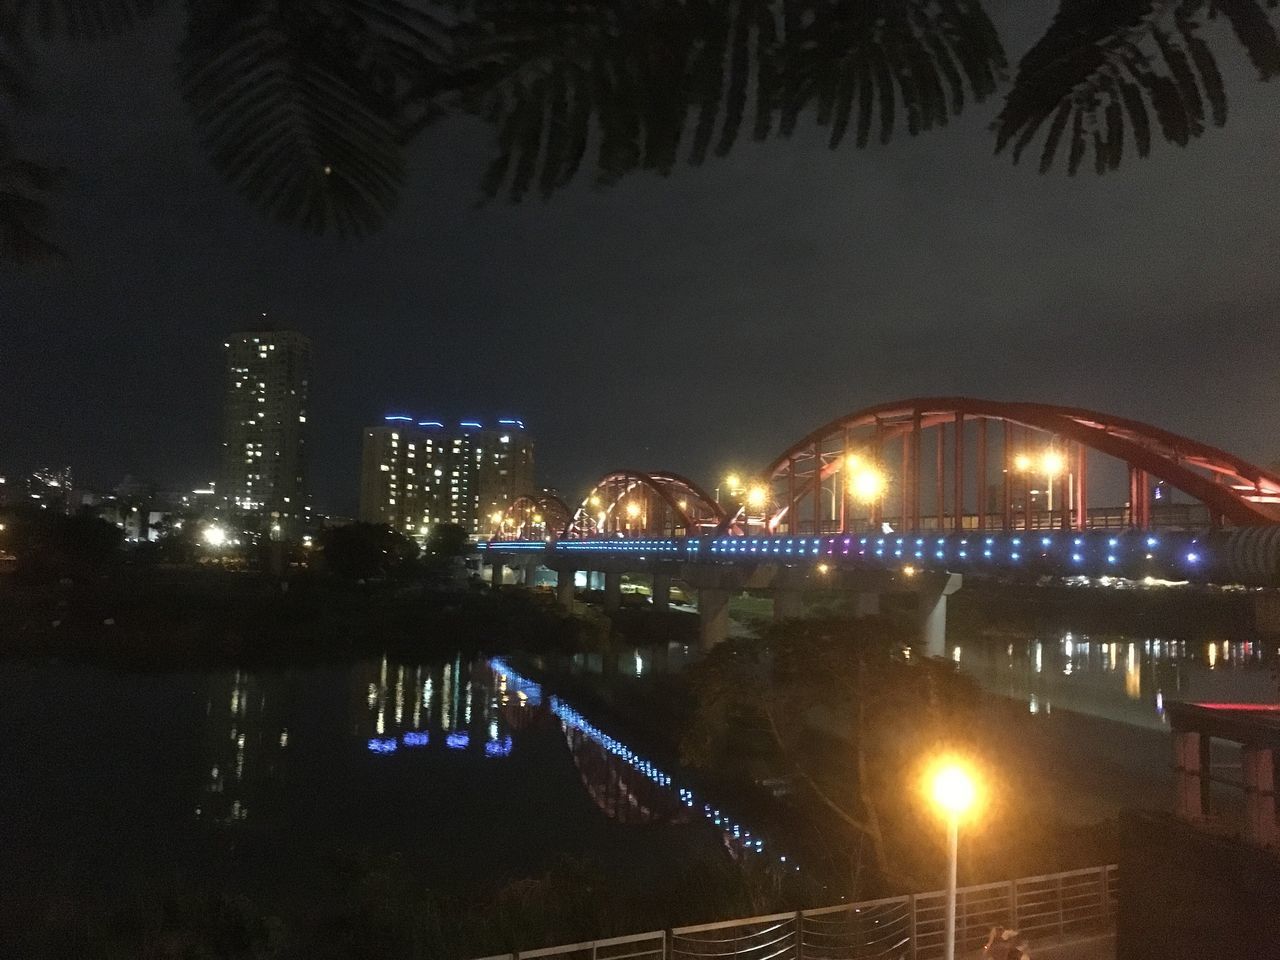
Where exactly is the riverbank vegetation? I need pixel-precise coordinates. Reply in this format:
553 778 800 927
0 571 608 668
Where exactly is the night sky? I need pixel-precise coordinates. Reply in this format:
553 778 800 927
4 2 1280 515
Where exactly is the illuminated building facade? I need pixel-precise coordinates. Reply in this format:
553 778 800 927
358 420 444 542
475 420 535 534
359 416 534 537
219 329 311 537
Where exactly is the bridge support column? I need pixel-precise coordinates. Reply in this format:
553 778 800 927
519 559 538 586
1173 730 1208 820
1243 746 1277 847
556 569 576 609
488 559 505 590
651 573 672 612
1253 592 1280 636
603 571 622 612
854 593 881 618
773 588 803 622
698 588 731 649
916 573 962 658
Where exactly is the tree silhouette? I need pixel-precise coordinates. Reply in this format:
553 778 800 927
2 0 1279 260
179 0 449 234
461 0 1007 201
0 0 164 39
994 0 1280 175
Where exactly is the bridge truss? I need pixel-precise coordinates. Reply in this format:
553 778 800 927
565 470 734 539
764 398 1280 535
489 494 572 541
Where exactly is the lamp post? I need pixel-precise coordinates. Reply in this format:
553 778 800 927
930 759 978 960
846 461 887 531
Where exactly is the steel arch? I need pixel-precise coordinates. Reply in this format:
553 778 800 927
490 494 572 541
766 397 1280 532
567 469 733 538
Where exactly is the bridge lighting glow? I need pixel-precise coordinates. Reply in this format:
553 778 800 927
589 495 601 508
816 562 830 575
490 511 504 526
746 485 768 510
725 473 742 495
532 513 543 524
850 467 886 503
1041 450 1067 476
625 501 642 519
1013 453 1033 472
202 525 227 547
845 452 862 471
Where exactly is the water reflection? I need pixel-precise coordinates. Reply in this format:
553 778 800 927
955 632 1280 730
357 654 534 757
196 669 288 825
192 652 793 875
493 658 795 873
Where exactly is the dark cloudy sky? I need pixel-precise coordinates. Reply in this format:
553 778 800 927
4 2 1280 515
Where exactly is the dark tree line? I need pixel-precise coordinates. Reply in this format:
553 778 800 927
2 0 1279 261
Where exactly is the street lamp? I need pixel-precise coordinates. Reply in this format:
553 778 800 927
202 525 227 548
849 466 886 504
746 485 768 511
929 758 979 960
1041 450 1066 512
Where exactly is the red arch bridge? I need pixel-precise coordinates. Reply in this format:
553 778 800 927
479 398 1280 648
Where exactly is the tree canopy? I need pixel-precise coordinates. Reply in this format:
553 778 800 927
682 616 985 895
4 0 1280 259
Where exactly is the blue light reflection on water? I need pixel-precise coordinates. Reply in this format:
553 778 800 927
362 655 525 756
488 660 789 868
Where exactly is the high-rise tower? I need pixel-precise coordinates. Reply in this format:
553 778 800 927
220 329 311 537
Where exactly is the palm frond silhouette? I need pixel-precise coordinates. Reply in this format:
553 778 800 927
994 0 1280 175
179 0 449 234
461 0 1007 201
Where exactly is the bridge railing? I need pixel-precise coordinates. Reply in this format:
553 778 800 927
787 505 1210 535
469 864 1116 960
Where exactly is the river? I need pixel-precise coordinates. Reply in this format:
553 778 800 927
2 626 1276 954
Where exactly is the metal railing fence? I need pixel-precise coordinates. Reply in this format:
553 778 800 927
471 864 1116 960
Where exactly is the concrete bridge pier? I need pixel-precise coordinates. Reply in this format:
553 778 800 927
488 558 505 590
603 571 623 612
915 572 963 658
1253 591 1280 636
854 592 881 618
651 572 672 612
773 588 803 621
698 588 731 649
555 568 576 608
519 558 539 586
